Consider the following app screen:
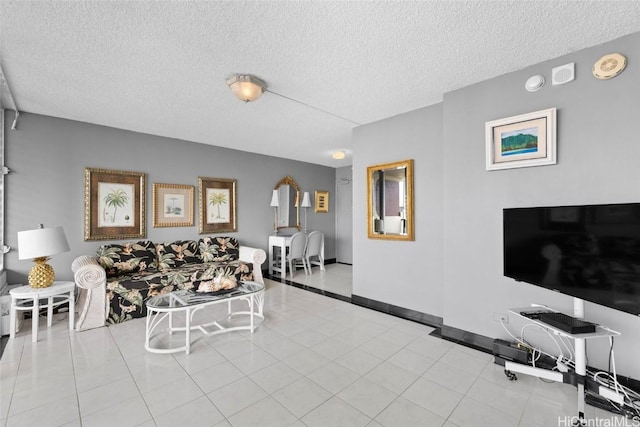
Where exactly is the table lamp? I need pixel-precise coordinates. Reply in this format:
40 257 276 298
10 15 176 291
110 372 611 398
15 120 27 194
270 189 279 233
301 191 312 232
18 224 70 288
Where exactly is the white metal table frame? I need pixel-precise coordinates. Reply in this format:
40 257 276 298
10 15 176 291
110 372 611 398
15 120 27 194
268 235 291 279
268 233 325 279
145 282 265 355
9 281 75 342
507 299 620 426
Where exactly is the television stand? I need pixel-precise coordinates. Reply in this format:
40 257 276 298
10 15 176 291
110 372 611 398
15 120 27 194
505 298 620 426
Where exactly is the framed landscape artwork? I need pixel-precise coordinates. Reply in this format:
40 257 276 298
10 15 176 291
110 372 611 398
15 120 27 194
198 177 237 233
84 168 146 240
485 107 557 171
152 183 194 228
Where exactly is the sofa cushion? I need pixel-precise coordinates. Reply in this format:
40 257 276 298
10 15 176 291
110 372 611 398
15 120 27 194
97 240 157 278
156 240 200 269
198 236 239 262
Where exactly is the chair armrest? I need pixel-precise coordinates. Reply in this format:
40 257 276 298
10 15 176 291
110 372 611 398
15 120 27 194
239 246 266 284
239 246 267 266
72 255 108 331
72 255 106 290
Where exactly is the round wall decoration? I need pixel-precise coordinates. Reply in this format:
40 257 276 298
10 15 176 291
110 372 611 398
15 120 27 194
592 53 627 80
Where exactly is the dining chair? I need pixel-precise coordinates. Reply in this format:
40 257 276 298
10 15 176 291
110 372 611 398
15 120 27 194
286 232 309 278
304 231 325 273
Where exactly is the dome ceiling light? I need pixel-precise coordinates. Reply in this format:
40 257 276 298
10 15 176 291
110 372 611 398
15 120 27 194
226 74 267 102
225 74 361 130
332 150 346 160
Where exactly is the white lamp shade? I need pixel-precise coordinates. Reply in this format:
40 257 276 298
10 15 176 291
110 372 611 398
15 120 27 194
18 226 70 260
270 189 279 207
301 192 312 208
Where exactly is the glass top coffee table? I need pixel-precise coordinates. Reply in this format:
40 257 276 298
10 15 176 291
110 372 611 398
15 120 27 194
145 280 265 354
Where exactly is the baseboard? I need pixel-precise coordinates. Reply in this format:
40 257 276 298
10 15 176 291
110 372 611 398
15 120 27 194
261 259 338 277
265 273 351 302
612 373 640 394
0 335 7 358
438 324 495 354
351 294 443 328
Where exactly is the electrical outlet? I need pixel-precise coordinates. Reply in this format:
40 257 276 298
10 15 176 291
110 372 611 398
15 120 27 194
493 312 508 324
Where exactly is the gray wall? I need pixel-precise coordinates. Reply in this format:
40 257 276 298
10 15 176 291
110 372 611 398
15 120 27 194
443 32 640 379
353 103 444 317
335 165 353 264
354 31 640 379
4 113 336 284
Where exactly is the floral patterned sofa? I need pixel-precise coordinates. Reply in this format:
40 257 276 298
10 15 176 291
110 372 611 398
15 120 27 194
71 236 266 330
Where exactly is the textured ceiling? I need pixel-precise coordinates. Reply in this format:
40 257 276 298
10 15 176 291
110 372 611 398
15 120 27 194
1 1 640 167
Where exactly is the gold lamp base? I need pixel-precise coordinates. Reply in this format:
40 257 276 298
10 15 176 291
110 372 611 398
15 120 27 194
28 257 55 288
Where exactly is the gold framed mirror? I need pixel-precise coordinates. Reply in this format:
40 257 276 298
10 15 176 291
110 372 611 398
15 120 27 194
274 176 301 230
367 159 414 240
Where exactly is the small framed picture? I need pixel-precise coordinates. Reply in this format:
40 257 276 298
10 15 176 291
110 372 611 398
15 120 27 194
485 108 557 171
198 177 237 233
315 190 329 213
84 168 145 240
152 183 194 228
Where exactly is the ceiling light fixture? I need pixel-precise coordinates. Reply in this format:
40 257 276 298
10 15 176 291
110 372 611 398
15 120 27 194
332 150 346 160
225 73 362 126
226 74 267 102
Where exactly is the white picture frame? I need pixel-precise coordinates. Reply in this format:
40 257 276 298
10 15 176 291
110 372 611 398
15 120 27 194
485 108 557 171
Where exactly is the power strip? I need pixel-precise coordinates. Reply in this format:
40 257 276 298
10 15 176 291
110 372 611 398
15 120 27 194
493 339 528 364
599 385 625 405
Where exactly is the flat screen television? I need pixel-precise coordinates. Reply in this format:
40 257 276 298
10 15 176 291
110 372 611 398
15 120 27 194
503 203 640 316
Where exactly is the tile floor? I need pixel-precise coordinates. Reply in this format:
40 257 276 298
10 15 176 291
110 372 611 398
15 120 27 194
0 276 630 427
285 263 352 298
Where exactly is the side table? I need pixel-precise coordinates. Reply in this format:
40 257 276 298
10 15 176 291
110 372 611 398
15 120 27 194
269 235 291 279
10 281 75 342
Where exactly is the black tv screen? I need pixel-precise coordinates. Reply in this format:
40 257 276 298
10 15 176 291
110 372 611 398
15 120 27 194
503 203 640 316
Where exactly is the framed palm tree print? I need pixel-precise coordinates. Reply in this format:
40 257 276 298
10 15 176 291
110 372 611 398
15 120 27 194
198 177 237 234
152 183 194 228
84 168 146 240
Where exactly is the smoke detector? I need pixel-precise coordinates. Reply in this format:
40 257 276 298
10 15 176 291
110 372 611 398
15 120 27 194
525 74 545 92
